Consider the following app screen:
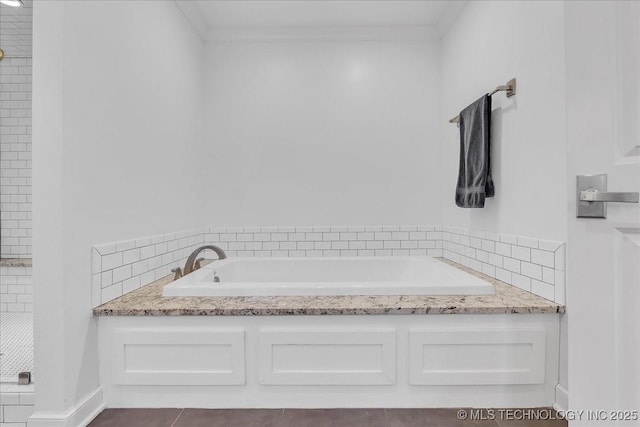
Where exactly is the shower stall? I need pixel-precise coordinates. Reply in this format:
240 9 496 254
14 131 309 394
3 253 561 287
0 0 34 425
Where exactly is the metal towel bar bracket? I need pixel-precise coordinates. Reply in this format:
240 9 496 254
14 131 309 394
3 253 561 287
449 78 516 124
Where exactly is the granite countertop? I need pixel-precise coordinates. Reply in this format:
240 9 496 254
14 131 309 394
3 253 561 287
93 259 564 316
0 258 32 267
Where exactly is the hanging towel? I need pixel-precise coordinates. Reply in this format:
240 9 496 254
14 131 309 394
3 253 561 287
455 94 494 208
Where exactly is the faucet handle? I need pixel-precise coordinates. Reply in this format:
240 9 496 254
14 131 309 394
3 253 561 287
194 258 205 271
171 267 183 280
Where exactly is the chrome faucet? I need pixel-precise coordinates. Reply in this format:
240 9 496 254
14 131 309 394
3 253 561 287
181 245 227 276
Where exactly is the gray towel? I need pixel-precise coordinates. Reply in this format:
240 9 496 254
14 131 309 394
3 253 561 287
455 94 494 208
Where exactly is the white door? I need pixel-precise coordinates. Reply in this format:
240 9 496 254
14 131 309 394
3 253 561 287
566 1 640 426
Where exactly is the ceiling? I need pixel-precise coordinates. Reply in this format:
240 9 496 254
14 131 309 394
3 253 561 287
178 0 467 41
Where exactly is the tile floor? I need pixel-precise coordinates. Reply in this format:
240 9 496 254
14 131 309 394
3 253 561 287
88 408 568 427
0 312 34 382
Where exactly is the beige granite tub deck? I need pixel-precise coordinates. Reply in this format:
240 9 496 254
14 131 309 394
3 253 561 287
93 259 564 316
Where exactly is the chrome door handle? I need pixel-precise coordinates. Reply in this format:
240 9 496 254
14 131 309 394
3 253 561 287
580 190 639 203
577 173 639 218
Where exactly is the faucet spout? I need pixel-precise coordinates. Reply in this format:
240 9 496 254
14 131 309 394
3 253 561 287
183 245 227 276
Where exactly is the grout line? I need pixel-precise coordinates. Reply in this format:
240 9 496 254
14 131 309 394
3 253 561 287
169 408 184 427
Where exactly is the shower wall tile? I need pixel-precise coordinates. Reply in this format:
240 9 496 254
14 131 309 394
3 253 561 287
0 57 32 259
441 226 566 305
0 265 32 313
0 384 34 427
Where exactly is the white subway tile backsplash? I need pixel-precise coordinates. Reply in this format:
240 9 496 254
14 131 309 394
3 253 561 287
93 225 565 307
122 276 141 294
495 267 512 283
511 273 531 291
531 280 554 301
499 234 518 245
521 262 542 281
410 231 426 240
374 231 392 240
542 266 555 285
503 257 520 273
315 241 331 250
322 232 339 241
554 270 566 305
306 232 322 241
392 231 409 240
219 233 237 242
538 239 563 252
475 249 488 263
122 248 141 265
487 253 503 267
331 241 348 250
481 263 495 277
349 241 366 250
339 232 356 241
511 246 531 262
296 241 313 250
517 236 539 249
112 265 132 283
531 249 554 268
555 244 566 271
469 237 482 249
139 245 156 260
481 239 495 253
401 240 418 249
494 242 511 257
101 270 112 288
367 240 383 250
383 241 400 249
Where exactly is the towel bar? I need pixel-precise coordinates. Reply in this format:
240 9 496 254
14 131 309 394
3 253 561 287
449 78 516 124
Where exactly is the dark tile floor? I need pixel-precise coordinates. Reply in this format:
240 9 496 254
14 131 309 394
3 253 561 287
89 408 568 427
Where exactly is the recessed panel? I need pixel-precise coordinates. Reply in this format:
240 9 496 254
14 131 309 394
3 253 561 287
409 329 545 385
259 329 395 385
112 328 245 385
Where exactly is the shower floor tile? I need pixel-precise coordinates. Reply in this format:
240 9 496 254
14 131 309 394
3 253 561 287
0 312 34 382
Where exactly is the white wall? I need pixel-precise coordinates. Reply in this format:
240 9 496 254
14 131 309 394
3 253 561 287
438 0 568 406
440 1 567 241
32 0 204 416
203 38 442 226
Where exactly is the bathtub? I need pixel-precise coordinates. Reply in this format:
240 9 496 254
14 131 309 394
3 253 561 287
162 257 494 297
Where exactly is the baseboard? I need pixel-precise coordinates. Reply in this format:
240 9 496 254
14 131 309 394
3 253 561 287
553 383 568 413
28 386 104 427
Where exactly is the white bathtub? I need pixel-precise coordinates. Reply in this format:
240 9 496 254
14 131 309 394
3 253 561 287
162 257 494 297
